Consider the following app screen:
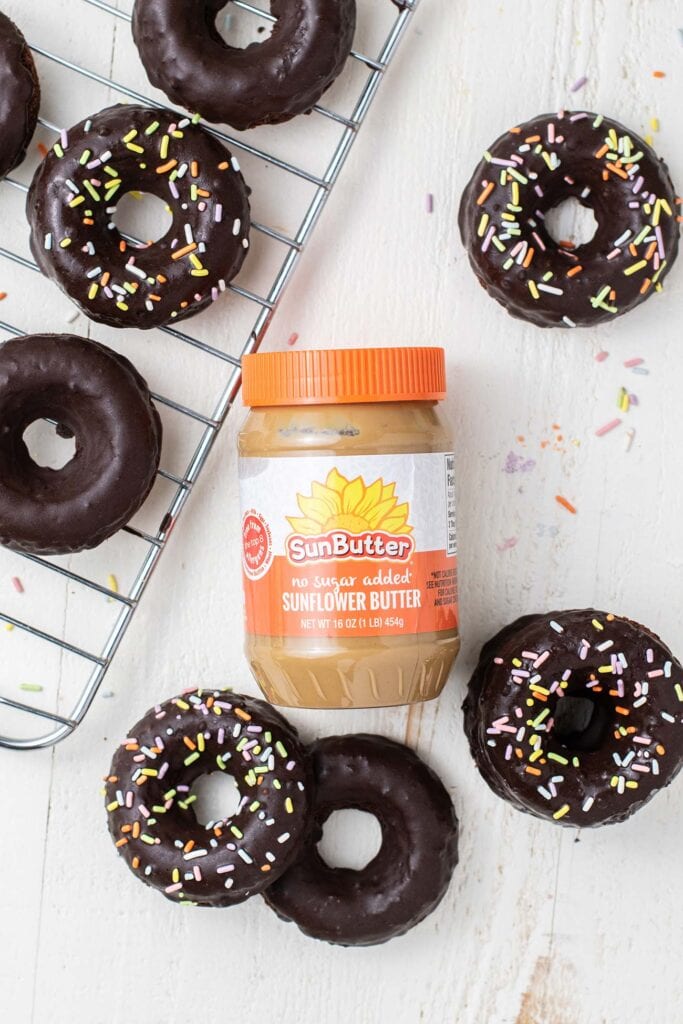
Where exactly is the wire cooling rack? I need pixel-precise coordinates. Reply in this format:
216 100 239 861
0 0 420 750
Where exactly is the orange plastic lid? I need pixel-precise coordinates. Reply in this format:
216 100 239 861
241 347 446 407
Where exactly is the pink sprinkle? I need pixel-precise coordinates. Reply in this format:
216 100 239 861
287 332 299 347
496 536 518 552
623 357 644 368
570 75 589 92
426 193 434 213
11 577 23 593
595 350 609 362
595 418 622 437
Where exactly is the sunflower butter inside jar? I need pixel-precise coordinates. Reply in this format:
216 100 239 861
238 347 460 709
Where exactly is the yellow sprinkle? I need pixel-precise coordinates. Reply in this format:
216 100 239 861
553 804 570 820
592 619 604 631
528 280 540 300
69 195 85 208
477 212 490 237
650 117 660 132
285 797 294 814
59 238 72 248
88 283 99 301
107 573 118 593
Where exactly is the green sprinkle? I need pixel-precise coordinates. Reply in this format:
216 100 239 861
20 683 44 692
184 751 200 766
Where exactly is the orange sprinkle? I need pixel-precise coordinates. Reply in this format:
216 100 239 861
615 706 630 716
653 70 666 78
156 159 178 174
132 857 140 870
609 289 616 301
525 766 542 776
132 822 141 839
235 708 252 721
183 736 197 750
558 240 575 250
260 864 272 872
606 162 629 180
135 776 147 787
125 743 139 751
602 170 609 181
555 495 577 515
101 272 111 287
566 265 583 277
640 278 652 294
510 126 522 134
524 134 541 143
171 242 198 261
157 274 168 284
523 247 535 268
184 840 195 853
656 744 666 755
115 838 128 848
121 824 132 834
190 160 199 178
477 182 494 206
645 241 657 260
37 142 48 158
218 160 229 170
595 144 609 159
119 240 127 253
83 218 94 226
629 243 639 257
214 826 223 837
197 188 211 198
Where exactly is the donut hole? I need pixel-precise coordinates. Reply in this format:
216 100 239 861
213 1 274 48
190 771 241 827
552 693 610 753
112 191 173 246
23 419 76 470
317 809 383 871
545 197 598 249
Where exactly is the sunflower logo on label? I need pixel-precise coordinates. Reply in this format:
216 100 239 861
285 468 415 565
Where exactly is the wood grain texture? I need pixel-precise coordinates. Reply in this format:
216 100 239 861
0 1 682 1022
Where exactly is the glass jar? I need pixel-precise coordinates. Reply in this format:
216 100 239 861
238 347 459 709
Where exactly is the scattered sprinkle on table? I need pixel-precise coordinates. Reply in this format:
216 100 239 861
37 142 48 159
0 292 6 302
5 623 14 632
107 573 119 593
650 117 660 133
496 536 518 552
624 357 644 368
625 428 636 452
632 366 650 375
287 332 299 347
20 683 44 693
426 193 434 213
102 690 116 699
555 495 577 515
595 350 609 362
652 70 666 78
596 417 622 437
11 576 24 593
570 75 588 92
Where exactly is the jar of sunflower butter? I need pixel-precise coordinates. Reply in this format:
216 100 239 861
238 347 459 709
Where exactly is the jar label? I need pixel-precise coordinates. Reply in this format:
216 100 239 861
239 452 458 639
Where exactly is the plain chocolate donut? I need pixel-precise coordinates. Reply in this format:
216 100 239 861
264 734 459 945
105 689 312 907
27 104 251 329
459 111 680 327
0 11 40 178
132 0 357 131
0 333 162 555
463 610 683 827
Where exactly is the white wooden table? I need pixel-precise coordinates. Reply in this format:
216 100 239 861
1 1 682 1021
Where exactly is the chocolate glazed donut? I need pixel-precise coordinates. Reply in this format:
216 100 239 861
0 334 162 555
264 735 459 945
0 11 40 178
106 689 312 907
132 0 357 131
464 610 683 827
27 104 251 330
459 111 680 327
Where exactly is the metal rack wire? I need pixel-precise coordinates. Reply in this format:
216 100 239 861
0 0 420 750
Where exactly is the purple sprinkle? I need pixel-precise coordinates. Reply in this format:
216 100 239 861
570 75 588 93
426 193 434 214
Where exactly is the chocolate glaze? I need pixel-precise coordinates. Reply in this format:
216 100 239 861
458 111 680 328
0 11 40 179
27 104 251 330
106 690 311 907
463 610 683 827
0 333 161 555
264 734 459 945
132 0 357 132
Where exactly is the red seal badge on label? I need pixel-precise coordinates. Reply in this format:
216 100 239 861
242 510 273 580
